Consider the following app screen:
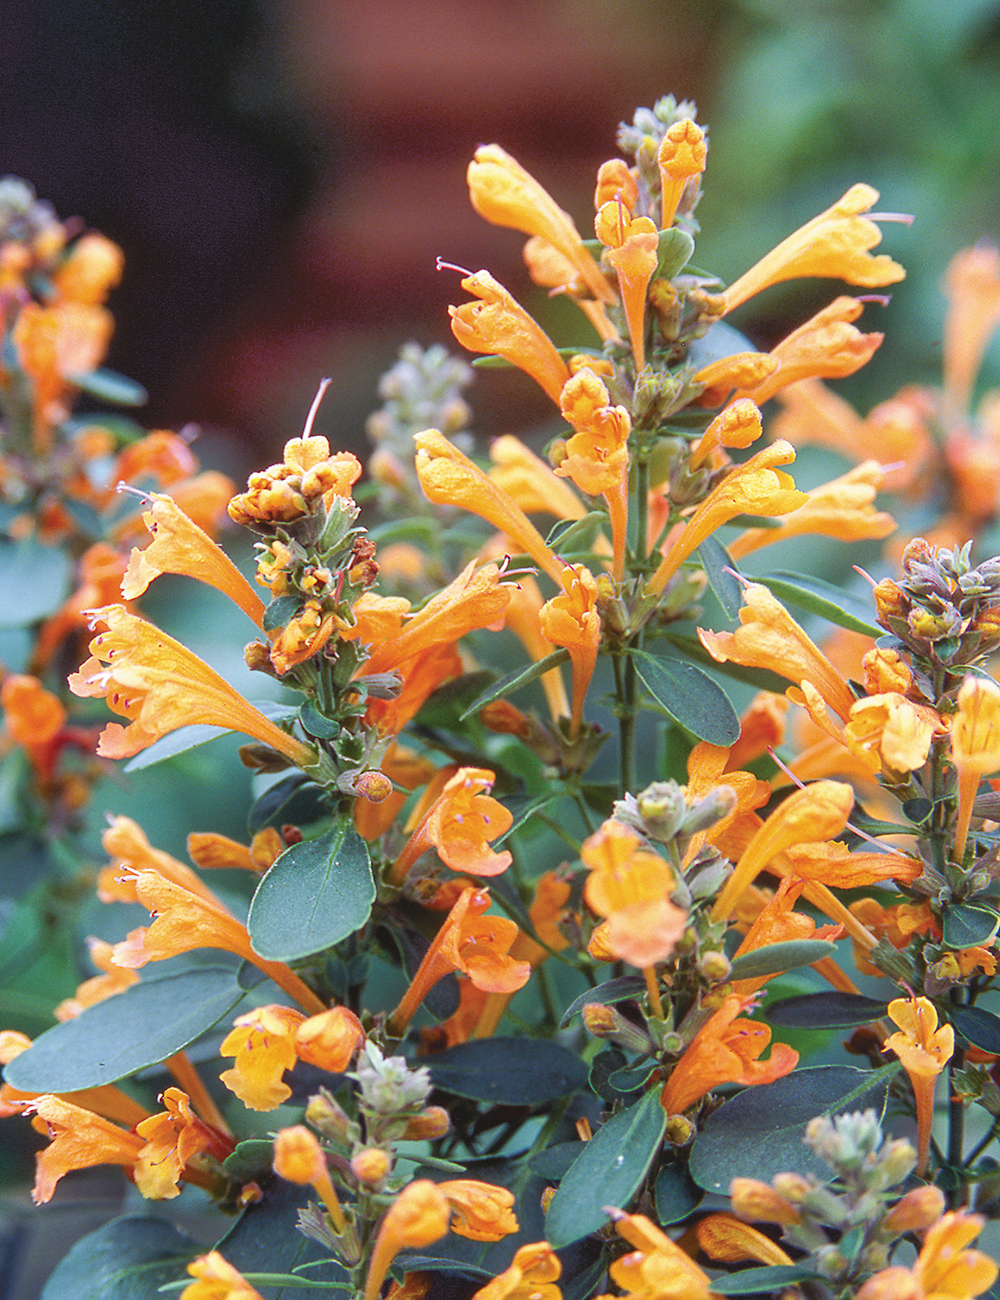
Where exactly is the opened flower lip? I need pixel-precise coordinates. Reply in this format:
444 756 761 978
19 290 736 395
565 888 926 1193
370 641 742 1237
885 995 955 1176
467 145 613 305
68 604 316 769
448 269 571 407
722 183 906 314
121 491 266 628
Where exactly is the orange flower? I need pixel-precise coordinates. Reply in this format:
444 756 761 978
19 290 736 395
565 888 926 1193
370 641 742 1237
582 821 687 969
12 300 114 448
294 1006 365 1073
273 1125 349 1233
269 598 336 675
132 1087 226 1199
471 1242 562 1300
556 367 630 577
942 245 1000 421
391 767 513 883
951 675 1000 860
414 431 565 586
538 565 601 734
182 1252 266 1300
363 1181 453 1300
595 201 659 372
657 118 707 230
885 996 954 1176
522 234 619 342
68 604 316 768
648 440 807 595
661 994 798 1116
435 1180 518 1241
121 492 265 627
0 1033 150 1128
722 184 906 313
696 1212 795 1266
503 573 571 725
111 871 325 1015
26 1095 144 1203
602 1213 720 1300
467 145 612 305
730 878 842 996
728 461 896 559
53 936 139 1020
219 1005 306 1111
387 888 530 1035
688 399 764 471
97 814 222 906
489 434 587 520
1 673 66 747
849 897 938 977
699 581 857 722
856 1210 998 1300
710 780 854 923
448 270 571 406
730 297 885 406
364 557 513 676
228 436 362 528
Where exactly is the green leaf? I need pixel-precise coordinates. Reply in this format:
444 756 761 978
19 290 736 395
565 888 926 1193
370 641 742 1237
950 1005 1000 1054
423 1037 588 1104
248 819 374 961
727 938 837 982
766 992 889 1029
654 1159 703 1225
943 904 1000 948
0 537 72 627
698 536 742 621
248 776 330 834
298 701 342 740
560 976 646 1027
123 723 227 771
545 1088 667 1246
756 572 881 637
459 648 570 719
656 226 696 278
40 1217 196 1300
263 595 302 632
688 1064 897 1193
66 367 147 405
711 1265 823 1294
4 966 247 1090
631 648 740 744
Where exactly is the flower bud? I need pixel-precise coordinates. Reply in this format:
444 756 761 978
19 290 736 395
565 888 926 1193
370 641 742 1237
273 1125 326 1185
730 1178 801 1226
665 1114 696 1146
771 1172 813 1204
400 1106 452 1141
880 1185 946 1237
697 950 732 985
351 1146 392 1186
305 1089 356 1144
581 1003 654 1054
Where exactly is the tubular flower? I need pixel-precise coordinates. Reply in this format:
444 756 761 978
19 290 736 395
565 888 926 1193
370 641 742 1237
728 461 896 559
387 888 530 1036
696 1213 795 1266
132 1087 227 1200
467 145 612 305
555 367 631 577
448 270 571 407
363 1181 453 1300
885 996 955 1177
648 441 807 595
602 1213 721 1300
661 994 798 1117
1 673 65 747
688 398 764 471
471 1242 562 1300
943 244 1000 420
364 557 512 676
694 351 778 403
730 878 840 996
538 565 601 734
182 1252 266 1300
219 1005 306 1111
711 780 854 923
228 437 362 528
730 297 886 406
0 1032 150 1128
110 871 325 1016
841 691 943 783
722 184 906 314
97 814 224 907
503 573 571 724
53 936 139 1020
657 117 707 230
436 1180 518 1242
414 431 565 585
391 766 513 882
68 605 317 768
121 493 266 627
488 434 587 520
523 235 619 342
294 1006 365 1073
951 675 1000 861
582 820 687 968
26 1095 145 1203
699 581 857 722
856 1210 999 1300
273 1125 349 1234
12 300 114 448
595 200 659 373
268 598 336 675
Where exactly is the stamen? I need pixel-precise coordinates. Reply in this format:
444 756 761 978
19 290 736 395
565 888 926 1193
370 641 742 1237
301 378 332 441
436 258 474 277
